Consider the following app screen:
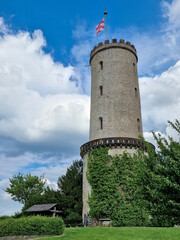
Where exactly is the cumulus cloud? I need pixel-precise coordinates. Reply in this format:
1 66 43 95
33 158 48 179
162 0 180 30
143 131 168 149
31 161 75 189
0 19 90 155
160 0 180 58
0 178 23 215
140 60 180 134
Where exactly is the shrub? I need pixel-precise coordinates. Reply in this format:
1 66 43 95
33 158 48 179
0 216 11 220
0 216 65 237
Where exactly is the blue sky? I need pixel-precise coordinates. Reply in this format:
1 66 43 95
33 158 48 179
0 0 171 68
0 1 162 52
0 0 180 215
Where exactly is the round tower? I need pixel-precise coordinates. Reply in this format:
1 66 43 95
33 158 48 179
80 39 145 224
89 39 143 141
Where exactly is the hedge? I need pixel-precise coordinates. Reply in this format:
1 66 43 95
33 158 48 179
0 216 65 237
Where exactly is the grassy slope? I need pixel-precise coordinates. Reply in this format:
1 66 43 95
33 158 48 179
36 227 180 240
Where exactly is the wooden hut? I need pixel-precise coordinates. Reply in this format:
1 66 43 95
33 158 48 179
25 203 62 217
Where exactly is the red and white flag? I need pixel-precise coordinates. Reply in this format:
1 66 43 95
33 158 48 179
96 18 105 36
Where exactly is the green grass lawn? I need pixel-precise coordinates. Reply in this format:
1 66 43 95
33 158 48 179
36 227 180 240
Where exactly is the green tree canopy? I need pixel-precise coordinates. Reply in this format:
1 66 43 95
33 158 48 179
4 160 83 225
139 119 180 226
5 173 45 205
57 160 83 225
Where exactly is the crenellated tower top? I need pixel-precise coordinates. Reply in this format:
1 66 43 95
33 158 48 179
90 39 138 64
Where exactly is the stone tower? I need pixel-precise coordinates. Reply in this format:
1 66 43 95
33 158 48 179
80 39 144 224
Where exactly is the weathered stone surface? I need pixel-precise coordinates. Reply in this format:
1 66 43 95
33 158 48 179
82 153 91 216
89 42 143 141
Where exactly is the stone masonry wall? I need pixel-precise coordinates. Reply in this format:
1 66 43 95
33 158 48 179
82 39 144 222
89 40 143 141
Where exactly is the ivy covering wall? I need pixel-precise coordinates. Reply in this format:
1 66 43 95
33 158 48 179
87 148 149 226
86 120 180 227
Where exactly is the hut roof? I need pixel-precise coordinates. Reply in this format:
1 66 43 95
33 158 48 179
25 203 60 212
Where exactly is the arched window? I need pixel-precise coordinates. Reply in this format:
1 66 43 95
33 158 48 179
99 61 103 70
99 117 103 129
99 85 103 96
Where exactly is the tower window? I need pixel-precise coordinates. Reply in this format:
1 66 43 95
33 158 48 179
99 117 103 129
137 118 140 131
133 62 137 75
99 85 103 96
135 87 137 97
99 61 103 70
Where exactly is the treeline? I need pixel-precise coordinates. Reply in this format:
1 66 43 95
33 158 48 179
5 160 83 226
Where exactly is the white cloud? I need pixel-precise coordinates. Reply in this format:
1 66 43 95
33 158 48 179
0 178 23 215
31 162 74 189
162 0 180 29
158 0 180 61
2 191 11 200
0 18 90 216
0 153 34 178
0 152 57 179
0 19 90 150
144 131 166 149
0 17 9 34
140 60 180 134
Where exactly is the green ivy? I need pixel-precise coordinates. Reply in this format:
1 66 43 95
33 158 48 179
87 148 149 226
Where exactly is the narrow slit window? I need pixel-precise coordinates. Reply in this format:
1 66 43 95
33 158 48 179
137 118 140 131
135 87 137 97
133 62 137 75
99 117 103 129
99 85 103 96
99 61 103 70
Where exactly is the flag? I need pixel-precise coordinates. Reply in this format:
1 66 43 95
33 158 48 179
96 18 105 36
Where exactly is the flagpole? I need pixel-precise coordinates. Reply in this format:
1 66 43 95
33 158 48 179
104 9 107 40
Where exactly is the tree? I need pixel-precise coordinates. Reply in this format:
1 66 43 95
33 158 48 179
5 160 83 223
57 160 83 225
5 173 45 205
139 120 180 226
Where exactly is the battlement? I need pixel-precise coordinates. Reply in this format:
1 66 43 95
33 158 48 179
90 39 138 64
